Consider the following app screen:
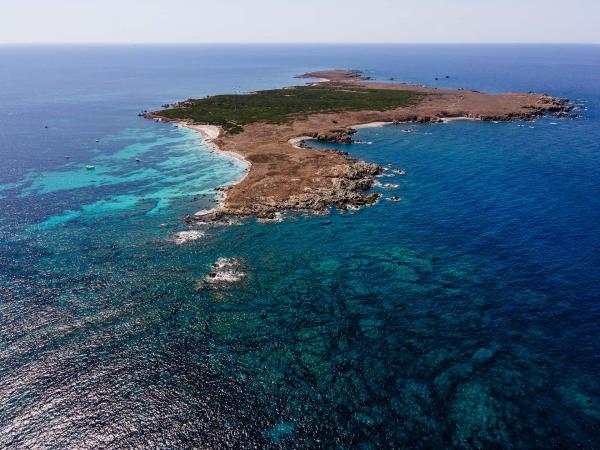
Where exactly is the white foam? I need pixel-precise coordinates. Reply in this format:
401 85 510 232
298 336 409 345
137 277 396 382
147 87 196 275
173 230 205 245
212 257 241 270
205 271 246 283
257 212 284 223
203 257 246 284
440 116 480 123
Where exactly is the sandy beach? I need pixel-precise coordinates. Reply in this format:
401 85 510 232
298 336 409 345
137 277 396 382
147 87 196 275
180 122 251 168
177 122 252 218
352 121 394 129
288 136 315 149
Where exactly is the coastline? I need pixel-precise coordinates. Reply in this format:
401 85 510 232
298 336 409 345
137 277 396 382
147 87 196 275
147 69 574 220
288 135 316 149
177 122 252 219
440 116 480 123
181 122 251 168
352 121 394 129
290 116 482 151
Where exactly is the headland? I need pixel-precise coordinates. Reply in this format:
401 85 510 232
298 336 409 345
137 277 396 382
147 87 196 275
145 70 573 220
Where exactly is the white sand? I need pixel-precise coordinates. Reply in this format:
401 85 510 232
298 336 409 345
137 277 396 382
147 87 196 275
178 122 250 167
353 117 481 128
288 123 391 149
352 121 394 129
176 122 252 217
288 136 315 149
440 116 479 123
185 123 221 140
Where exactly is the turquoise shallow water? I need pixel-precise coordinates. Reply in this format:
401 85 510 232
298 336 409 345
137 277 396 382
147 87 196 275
1 45 600 448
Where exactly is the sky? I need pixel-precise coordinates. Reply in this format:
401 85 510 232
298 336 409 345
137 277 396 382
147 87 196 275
0 0 598 44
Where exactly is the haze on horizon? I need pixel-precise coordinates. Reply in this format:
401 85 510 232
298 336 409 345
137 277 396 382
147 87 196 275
1 0 598 45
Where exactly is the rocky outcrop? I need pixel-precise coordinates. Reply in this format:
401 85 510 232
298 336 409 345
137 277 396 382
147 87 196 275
296 69 369 81
312 128 357 144
216 159 383 219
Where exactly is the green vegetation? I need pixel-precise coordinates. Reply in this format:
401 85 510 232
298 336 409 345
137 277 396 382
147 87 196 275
154 84 419 133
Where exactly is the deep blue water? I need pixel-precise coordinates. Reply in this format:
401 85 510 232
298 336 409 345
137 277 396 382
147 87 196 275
1 45 599 448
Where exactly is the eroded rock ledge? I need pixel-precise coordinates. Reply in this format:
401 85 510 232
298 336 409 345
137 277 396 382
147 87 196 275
147 70 574 221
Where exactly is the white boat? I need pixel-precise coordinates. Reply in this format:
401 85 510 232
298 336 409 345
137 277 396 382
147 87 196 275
85 165 95 170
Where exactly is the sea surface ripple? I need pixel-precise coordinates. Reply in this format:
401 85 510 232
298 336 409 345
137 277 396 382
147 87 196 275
1 44 599 448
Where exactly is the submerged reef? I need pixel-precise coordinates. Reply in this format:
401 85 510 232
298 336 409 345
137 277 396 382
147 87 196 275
192 242 599 448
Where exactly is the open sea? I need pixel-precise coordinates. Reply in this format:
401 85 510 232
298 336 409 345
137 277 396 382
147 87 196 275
1 44 599 448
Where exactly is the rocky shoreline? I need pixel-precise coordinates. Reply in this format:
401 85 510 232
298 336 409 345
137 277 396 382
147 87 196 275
146 70 574 221
186 155 384 223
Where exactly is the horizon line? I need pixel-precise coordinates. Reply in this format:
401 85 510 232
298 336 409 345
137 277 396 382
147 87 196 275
1 42 599 46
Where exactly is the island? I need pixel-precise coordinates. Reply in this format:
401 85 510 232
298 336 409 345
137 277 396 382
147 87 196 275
145 70 572 220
